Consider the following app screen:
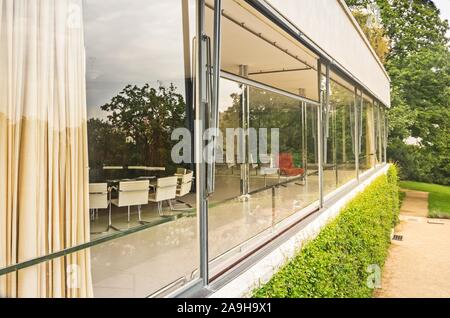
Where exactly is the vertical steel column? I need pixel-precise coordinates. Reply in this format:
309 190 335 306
359 89 364 176
301 100 307 181
195 0 209 286
182 0 195 173
208 0 222 194
354 87 360 181
317 60 324 208
239 64 250 196
384 109 388 163
377 102 382 164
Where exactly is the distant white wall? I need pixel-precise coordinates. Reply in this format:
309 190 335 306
266 0 391 107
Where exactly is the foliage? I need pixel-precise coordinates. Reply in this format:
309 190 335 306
399 181 450 218
345 0 450 185
253 166 400 298
351 9 390 63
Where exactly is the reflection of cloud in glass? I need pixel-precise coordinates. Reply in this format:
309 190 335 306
83 0 189 117
219 79 242 113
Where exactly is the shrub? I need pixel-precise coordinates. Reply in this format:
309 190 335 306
253 166 400 298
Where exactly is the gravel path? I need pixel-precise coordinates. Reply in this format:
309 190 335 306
375 190 450 298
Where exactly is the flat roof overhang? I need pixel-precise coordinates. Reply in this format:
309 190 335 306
206 0 391 108
206 0 320 102
248 0 391 108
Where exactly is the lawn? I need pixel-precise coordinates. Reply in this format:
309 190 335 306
400 181 450 219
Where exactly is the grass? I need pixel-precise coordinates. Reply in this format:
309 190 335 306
399 181 450 219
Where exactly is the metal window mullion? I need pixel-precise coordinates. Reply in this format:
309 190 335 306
384 109 388 163
325 63 332 186
239 65 250 196
359 89 364 174
301 101 308 180
317 60 324 208
378 104 382 164
208 0 222 194
195 0 209 287
354 87 360 181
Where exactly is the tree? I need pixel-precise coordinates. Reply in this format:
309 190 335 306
100 83 186 168
345 0 450 185
351 8 390 63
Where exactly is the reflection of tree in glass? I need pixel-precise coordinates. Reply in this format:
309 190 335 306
88 83 186 179
249 89 302 166
330 81 356 167
219 87 303 166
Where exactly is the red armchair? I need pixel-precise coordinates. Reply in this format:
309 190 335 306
278 153 305 177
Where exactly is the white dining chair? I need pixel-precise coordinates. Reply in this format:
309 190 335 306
149 176 178 216
173 171 194 210
111 180 150 226
176 167 187 175
89 183 109 221
258 154 281 187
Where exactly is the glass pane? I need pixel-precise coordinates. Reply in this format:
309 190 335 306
330 73 357 187
360 96 376 173
85 0 199 297
214 78 244 201
323 92 337 195
209 78 320 274
208 78 274 270
248 87 319 223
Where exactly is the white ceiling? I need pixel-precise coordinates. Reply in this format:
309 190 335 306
205 0 319 101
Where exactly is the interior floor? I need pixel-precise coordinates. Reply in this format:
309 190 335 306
89 169 356 297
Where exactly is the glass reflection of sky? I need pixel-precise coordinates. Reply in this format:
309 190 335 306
83 0 191 119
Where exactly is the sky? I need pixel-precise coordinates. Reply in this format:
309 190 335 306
83 0 194 119
434 0 450 37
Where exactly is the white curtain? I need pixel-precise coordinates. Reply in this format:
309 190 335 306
0 0 92 297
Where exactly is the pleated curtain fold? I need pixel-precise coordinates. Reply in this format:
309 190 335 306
0 0 92 298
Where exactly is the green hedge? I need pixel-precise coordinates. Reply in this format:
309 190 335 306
253 165 400 298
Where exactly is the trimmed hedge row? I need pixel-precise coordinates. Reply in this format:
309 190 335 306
253 166 400 298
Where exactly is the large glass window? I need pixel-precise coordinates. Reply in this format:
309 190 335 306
205 0 321 276
323 81 337 195
208 78 320 276
248 87 319 224
208 79 275 272
85 0 199 297
323 72 358 196
360 96 376 173
330 73 357 187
